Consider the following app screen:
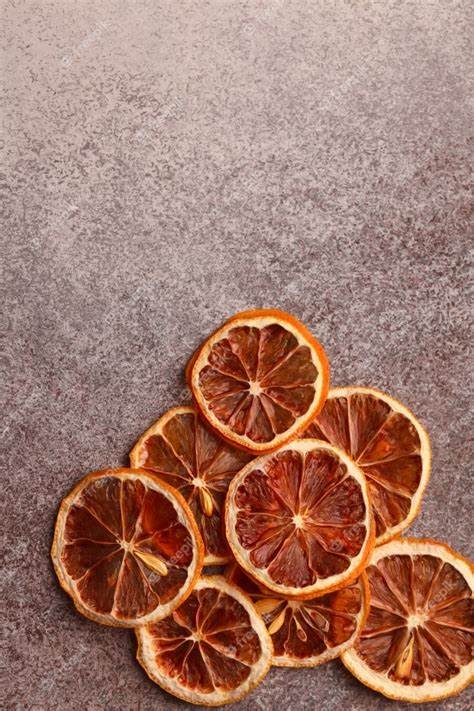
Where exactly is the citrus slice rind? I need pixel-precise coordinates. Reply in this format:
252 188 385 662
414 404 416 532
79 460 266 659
136 575 273 706
226 563 370 667
51 468 204 627
341 538 474 703
130 406 253 565
304 386 431 545
225 438 375 599
190 309 329 454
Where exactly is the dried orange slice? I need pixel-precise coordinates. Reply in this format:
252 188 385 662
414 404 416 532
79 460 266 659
130 406 253 565
226 563 369 667
136 575 273 706
225 439 375 599
189 309 329 453
304 387 431 544
51 468 204 627
342 538 473 703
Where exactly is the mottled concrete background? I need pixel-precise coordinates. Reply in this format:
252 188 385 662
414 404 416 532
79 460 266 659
1 0 472 709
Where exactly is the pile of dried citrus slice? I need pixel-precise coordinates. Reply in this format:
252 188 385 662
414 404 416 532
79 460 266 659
52 309 473 705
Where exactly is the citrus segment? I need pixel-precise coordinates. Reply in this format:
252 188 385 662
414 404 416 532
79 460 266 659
304 387 431 544
226 563 369 667
190 309 329 453
136 576 272 705
342 538 473 702
225 439 374 598
130 407 253 564
52 468 204 626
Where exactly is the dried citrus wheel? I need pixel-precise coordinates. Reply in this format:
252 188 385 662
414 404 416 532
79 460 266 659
130 406 253 565
342 538 474 703
225 439 375 599
51 468 204 627
304 387 431 544
226 563 369 667
189 309 329 453
136 575 273 706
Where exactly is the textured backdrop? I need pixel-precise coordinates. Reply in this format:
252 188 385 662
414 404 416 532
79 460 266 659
1 1 472 709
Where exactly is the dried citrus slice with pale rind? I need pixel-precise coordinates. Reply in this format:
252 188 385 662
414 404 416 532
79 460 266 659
342 538 473 703
136 575 273 706
304 386 431 544
130 406 253 565
52 468 204 627
226 563 369 667
190 309 329 453
225 439 375 598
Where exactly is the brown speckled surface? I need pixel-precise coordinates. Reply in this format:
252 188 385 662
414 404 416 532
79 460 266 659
2 1 473 709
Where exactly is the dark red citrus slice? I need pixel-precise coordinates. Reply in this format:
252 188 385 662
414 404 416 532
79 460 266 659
303 386 431 543
190 309 329 453
342 538 473 702
51 468 204 626
225 439 374 598
136 575 273 705
130 406 253 564
226 563 369 667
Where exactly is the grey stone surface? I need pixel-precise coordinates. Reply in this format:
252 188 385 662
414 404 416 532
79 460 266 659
1 1 473 709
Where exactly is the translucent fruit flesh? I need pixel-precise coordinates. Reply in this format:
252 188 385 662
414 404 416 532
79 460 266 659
229 443 371 594
136 577 272 704
355 551 473 686
59 474 197 623
197 323 319 444
132 409 253 563
305 391 427 541
144 587 262 692
227 564 367 666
